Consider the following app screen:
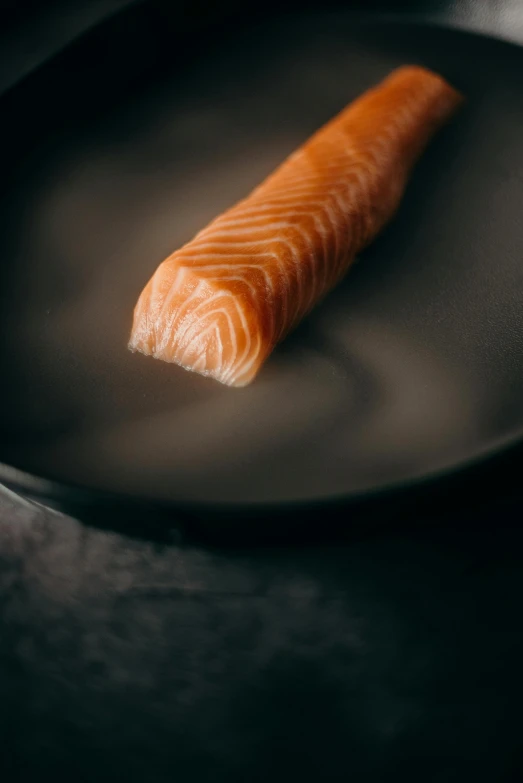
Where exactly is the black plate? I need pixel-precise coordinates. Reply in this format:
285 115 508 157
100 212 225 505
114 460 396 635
1 4 523 509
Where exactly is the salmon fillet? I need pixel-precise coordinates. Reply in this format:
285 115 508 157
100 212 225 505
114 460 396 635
129 66 462 386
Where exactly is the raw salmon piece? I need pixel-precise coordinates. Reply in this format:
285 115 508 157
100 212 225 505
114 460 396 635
129 66 462 386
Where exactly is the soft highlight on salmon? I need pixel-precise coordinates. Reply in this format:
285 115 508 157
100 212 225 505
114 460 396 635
129 66 463 386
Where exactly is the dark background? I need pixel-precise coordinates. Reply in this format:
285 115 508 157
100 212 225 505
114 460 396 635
1 1 523 781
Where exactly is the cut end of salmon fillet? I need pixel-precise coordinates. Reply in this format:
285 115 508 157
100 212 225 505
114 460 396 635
129 263 265 387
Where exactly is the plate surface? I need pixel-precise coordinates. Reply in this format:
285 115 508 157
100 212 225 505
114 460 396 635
1 9 523 506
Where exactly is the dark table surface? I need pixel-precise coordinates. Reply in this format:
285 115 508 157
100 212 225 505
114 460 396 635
1 2 523 781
